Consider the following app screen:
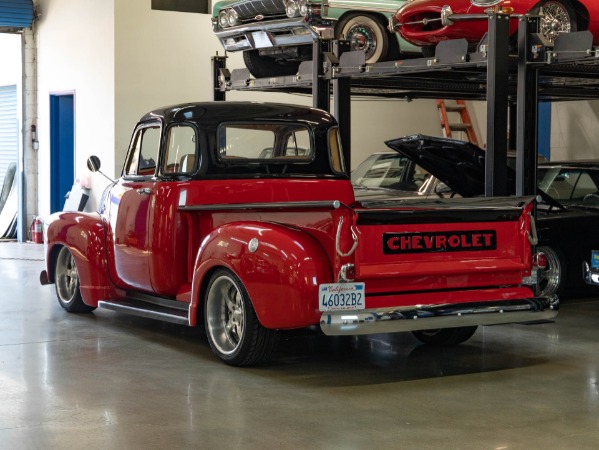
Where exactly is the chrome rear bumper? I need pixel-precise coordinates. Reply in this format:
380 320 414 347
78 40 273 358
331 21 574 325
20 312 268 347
320 296 559 336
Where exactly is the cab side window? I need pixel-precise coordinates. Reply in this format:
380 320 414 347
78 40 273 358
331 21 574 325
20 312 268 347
162 125 198 174
125 124 161 177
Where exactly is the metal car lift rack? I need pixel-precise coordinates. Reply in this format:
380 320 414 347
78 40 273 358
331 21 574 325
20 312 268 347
212 12 599 197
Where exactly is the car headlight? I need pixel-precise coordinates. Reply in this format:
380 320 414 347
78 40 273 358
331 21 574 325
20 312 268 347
218 10 229 28
227 9 239 27
286 0 299 18
299 0 308 16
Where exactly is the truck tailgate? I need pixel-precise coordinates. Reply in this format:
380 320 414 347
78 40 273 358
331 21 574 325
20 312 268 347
354 197 533 294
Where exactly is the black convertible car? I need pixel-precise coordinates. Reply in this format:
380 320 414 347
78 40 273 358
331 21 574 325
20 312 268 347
353 135 599 297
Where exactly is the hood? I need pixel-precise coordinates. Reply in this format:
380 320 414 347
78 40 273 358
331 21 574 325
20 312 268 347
384 134 516 197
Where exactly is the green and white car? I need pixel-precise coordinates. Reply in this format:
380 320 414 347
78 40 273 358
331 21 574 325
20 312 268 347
212 0 419 78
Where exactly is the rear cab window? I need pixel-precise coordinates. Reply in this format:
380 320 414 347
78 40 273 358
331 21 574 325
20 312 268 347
218 123 313 162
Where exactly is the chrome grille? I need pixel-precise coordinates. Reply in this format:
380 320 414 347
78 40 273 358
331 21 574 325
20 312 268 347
230 0 287 20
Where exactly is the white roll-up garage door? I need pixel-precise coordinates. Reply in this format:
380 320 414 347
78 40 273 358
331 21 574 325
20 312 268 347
0 84 17 185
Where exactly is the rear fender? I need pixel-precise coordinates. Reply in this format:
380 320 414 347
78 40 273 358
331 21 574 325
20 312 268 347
45 212 120 306
190 221 333 329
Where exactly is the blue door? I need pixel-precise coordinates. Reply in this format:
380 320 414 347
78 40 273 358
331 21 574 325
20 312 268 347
50 94 74 213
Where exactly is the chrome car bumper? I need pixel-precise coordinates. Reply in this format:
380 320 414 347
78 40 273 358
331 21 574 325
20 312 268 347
583 261 599 285
320 296 559 336
213 16 334 52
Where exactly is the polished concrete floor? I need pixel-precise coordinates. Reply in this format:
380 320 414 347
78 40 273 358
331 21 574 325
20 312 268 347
2 242 599 449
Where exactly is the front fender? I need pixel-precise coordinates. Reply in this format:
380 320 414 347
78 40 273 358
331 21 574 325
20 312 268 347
190 221 334 329
45 212 119 306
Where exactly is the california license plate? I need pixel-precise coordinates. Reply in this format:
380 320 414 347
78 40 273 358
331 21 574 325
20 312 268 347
319 283 365 311
592 250 599 269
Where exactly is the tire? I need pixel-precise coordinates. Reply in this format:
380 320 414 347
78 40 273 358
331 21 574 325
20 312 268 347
535 1 577 43
204 269 279 366
412 326 478 346
537 245 565 296
54 246 96 313
336 14 390 63
242 50 301 78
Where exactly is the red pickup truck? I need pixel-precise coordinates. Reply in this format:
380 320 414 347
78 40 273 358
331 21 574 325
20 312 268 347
40 102 558 366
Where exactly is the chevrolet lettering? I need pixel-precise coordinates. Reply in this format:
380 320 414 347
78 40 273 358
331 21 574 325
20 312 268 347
383 231 496 254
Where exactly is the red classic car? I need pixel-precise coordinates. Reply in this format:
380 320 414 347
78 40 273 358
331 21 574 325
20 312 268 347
393 0 599 55
40 102 557 366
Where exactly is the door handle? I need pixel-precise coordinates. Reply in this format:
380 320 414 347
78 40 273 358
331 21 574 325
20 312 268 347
136 188 152 195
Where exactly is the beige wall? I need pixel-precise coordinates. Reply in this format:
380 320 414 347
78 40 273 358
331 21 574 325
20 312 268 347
35 0 115 217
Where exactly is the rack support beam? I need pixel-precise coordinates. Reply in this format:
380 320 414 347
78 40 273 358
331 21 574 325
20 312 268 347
485 12 510 197
516 16 540 196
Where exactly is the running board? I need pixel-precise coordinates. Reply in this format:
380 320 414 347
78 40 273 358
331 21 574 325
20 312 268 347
98 297 190 325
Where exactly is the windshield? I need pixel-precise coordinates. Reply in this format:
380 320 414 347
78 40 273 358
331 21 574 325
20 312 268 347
538 166 599 207
352 153 430 190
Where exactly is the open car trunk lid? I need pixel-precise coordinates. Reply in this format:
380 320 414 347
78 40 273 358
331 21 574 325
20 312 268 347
385 134 517 197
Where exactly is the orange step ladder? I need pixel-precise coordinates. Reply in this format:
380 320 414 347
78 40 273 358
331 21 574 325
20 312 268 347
436 99 479 146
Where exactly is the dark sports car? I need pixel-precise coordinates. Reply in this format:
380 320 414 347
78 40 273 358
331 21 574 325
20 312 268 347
392 0 599 56
362 134 599 297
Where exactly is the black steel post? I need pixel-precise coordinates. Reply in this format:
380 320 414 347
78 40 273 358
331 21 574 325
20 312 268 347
312 39 331 111
485 12 511 197
333 40 351 173
516 15 540 196
212 54 227 101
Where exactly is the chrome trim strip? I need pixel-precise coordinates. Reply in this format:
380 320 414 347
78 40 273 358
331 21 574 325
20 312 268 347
179 200 341 211
320 296 559 336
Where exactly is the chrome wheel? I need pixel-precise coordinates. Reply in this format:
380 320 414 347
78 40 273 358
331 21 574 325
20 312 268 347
54 246 95 313
206 273 245 356
539 1 576 42
537 246 563 296
56 247 80 304
204 269 279 366
338 15 388 63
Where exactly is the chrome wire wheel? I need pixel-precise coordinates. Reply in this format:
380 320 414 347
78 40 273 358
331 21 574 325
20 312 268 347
537 246 563 297
55 247 80 304
206 273 246 356
539 1 575 43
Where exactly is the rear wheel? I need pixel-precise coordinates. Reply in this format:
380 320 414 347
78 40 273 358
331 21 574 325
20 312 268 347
54 246 96 313
337 14 390 63
204 269 278 366
537 245 564 296
242 50 301 78
536 1 577 43
412 326 478 346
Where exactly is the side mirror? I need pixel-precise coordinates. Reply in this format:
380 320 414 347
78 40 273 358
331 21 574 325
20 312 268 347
87 155 114 183
87 155 101 172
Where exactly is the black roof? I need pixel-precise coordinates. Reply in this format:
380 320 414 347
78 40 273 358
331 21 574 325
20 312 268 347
139 102 337 130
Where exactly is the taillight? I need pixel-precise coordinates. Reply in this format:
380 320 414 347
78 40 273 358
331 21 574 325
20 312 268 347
533 252 547 269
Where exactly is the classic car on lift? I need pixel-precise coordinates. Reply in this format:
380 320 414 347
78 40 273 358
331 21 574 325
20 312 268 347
392 0 599 56
40 102 557 366
377 134 599 297
212 0 420 78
